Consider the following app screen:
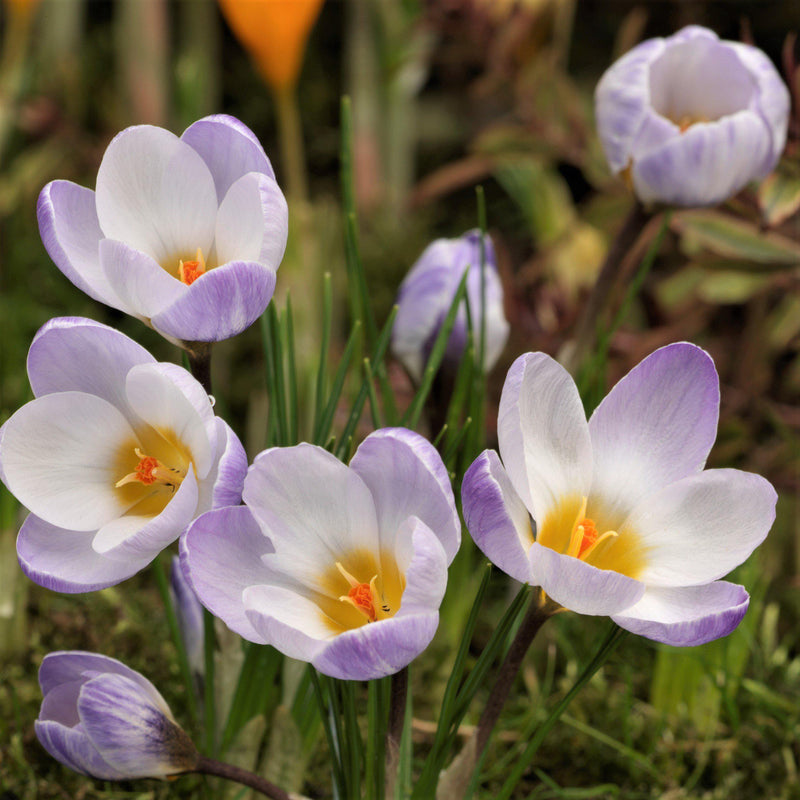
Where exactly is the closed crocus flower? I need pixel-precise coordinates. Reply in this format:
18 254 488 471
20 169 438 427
462 344 776 646
170 555 205 682
0 317 247 592
182 428 460 680
391 230 510 384
595 26 790 207
37 115 288 347
36 651 197 780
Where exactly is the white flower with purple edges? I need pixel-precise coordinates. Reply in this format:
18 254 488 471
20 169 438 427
37 114 288 346
0 317 247 592
36 651 197 780
181 428 460 680
595 25 790 207
391 229 509 383
462 343 776 646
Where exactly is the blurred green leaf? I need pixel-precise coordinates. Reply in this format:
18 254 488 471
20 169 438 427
758 168 800 228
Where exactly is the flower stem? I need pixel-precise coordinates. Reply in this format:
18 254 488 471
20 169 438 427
564 200 654 375
186 343 214 395
193 755 293 800
275 83 309 207
385 666 408 798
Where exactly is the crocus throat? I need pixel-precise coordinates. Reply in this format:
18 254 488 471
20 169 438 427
336 562 391 624
116 447 184 492
565 497 618 561
179 248 207 286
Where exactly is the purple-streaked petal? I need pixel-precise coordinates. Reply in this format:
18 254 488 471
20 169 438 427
313 611 440 681
195 418 247 515
37 181 128 311
350 428 460 563
214 172 288 271
393 516 448 615
462 450 533 585
612 581 749 646
78 674 197 777
17 515 153 593
26 318 154 415
95 125 217 264
528 542 645 615
99 239 186 320
125 363 215 477
1 392 137 530
244 443 380 573
35 719 124 779
498 353 592 523
150 260 276 343
626 468 776 587
631 111 772 206
181 505 274 642
181 114 276 201
594 37 666 173
244 584 333 660
588 342 719 523
39 651 156 698
170 555 205 676
92 467 199 559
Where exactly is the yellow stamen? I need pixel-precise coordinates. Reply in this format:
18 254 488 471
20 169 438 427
335 562 391 623
116 448 183 491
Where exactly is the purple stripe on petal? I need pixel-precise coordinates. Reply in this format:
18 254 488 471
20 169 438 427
151 260 276 343
35 719 124 780
39 651 156 697
462 450 533 585
612 581 749 646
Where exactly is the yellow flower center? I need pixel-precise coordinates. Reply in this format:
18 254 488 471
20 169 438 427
116 448 184 491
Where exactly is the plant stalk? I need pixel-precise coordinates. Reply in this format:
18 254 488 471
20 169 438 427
193 755 293 800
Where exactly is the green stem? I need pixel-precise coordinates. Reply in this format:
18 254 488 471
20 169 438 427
275 84 309 207
186 344 213 395
385 666 408 798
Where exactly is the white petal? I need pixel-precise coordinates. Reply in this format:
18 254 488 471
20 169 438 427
393 516 448 615
498 353 592 524
95 125 218 264
1 393 137 530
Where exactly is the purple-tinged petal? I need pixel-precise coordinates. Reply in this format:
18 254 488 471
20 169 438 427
78 674 197 777
39 651 155 697
35 719 124 780
170 556 205 677
528 543 645 615
92 467 199 560
214 172 288 271
350 428 460 563
244 443 380 572
95 125 218 265
244 584 333 659
181 114 276 200
394 516 449 615
1 392 137 530
313 611 440 681
150 260 276 343
631 111 772 206
99 239 186 320
196 418 247 514
588 342 719 523
181 505 274 642
26 318 154 414
17 515 152 593
37 181 128 311
498 353 592 523
462 450 533 585
594 37 666 173
612 581 749 646
626 468 776 588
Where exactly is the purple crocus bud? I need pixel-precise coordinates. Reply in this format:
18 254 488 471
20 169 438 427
37 115 288 347
462 343 777 646
182 428 461 680
0 317 248 593
36 651 197 780
391 230 509 383
169 555 205 681
595 26 790 207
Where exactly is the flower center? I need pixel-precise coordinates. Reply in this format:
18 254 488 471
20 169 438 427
178 248 207 286
335 562 392 623
115 447 185 492
564 498 619 561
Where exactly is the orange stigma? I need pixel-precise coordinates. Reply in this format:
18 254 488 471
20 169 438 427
179 248 206 286
116 448 183 491
347 583 377 622
565 498 618 562
335 562 391 624
576 518 598 557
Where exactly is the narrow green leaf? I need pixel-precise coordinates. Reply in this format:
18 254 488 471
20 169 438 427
313 272 334 438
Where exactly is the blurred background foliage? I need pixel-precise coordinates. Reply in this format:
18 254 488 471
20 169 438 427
1 0 799 798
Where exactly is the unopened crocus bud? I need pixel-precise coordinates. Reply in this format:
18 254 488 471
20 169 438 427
595 25 790 207
391 230 509 384
170 555 205 682
35 652 197 780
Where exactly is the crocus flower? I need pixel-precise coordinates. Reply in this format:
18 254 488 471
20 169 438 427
36 651 197 779
0 317 247 592
391 230 510 384
170 555 205 682
37 115 288 347
595 25 790 206
462 343 776 646
182 428 460 680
